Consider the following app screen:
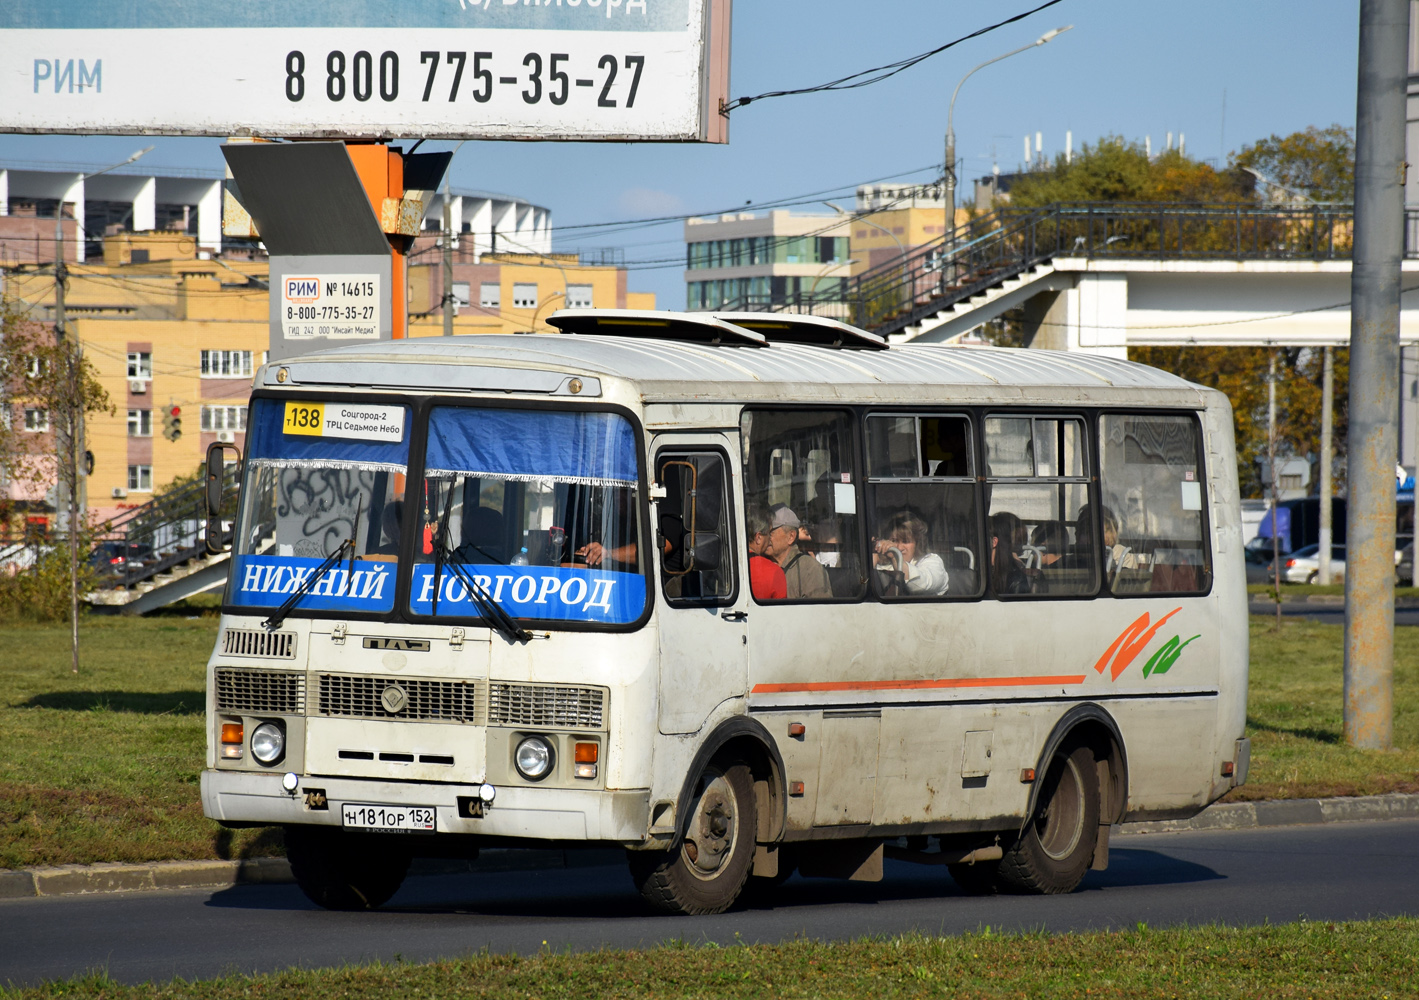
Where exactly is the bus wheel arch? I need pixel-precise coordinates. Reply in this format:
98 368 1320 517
996 704 1128 894
628 718 785 915
673 716 786 849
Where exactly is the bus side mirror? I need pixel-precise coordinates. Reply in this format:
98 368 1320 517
205 442 225 516
205 442 236 556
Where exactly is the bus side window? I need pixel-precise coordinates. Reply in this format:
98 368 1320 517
740 409 864 601
1098 413 1211 595
656 452 735 604
984 415 1096 598
865 414 981 599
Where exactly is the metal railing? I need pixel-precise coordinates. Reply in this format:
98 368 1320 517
91 465 241 590
719 202 1382 337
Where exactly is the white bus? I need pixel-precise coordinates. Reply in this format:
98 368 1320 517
202 310 1249 914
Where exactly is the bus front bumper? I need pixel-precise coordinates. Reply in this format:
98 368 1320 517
201 769 651 844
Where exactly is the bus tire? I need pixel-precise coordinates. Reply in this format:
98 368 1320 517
284 825 411 911
628 761 755 915
997 743 1099 895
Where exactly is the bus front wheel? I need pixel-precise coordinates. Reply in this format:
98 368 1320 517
284 825 411 910
628 761 756 915
996 742 1099 895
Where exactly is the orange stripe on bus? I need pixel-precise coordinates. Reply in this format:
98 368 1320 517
750 675 1088 695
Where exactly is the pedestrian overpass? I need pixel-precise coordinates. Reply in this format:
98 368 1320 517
723 202 1419 355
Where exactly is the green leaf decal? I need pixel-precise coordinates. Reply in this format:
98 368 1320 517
1143 634 1201 677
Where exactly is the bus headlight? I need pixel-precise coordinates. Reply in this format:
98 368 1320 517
514 736 554 781
250 723 285 765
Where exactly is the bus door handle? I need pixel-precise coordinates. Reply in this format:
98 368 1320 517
720 611 748 622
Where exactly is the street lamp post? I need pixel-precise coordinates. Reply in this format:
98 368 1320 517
944 26 1072 232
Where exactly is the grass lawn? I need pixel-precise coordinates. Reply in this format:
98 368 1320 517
1228 616 1419 802
0 612 1415 869
1248 582 1419 599
3 920 1415 999
0 609 278 870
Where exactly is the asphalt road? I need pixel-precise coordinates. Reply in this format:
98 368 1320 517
1250 604 1419 625
3 819 1418 988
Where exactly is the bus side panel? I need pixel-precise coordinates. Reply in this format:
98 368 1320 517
1204 393 1249 800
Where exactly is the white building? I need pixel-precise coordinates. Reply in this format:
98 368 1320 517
423 188 552 259
683 210 851 312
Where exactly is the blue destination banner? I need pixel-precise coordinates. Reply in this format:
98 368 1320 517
230 555 397 613
2 0 688 31
410 564 645 625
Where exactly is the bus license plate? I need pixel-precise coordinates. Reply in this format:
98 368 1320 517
341 803 436 834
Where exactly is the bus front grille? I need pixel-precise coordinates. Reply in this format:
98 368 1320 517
487 682 606 729
317 674 482 724
215 668 306 715
221 628 297 659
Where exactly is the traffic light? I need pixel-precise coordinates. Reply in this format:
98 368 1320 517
162 404 182 442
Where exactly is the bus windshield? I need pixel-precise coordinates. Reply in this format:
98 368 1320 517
228 397 411 614
409 405 646 627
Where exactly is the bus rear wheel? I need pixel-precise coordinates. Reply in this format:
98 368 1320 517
284 825 411 911
628 761 756 915
997 743 1099 895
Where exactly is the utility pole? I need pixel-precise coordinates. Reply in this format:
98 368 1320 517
1345 0 1407 750
442 194 455 337
1268 352 1282 630
1318 346 1335 585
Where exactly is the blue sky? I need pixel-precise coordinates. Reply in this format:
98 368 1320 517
0 0 1361 308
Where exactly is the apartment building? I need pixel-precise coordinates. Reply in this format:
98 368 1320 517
683 210 851 312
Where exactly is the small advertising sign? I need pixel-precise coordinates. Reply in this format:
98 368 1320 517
281 274 381 341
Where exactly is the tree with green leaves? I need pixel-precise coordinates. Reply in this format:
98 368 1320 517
1233 124 1354 203
1002 136 1255 208
1 296 113 667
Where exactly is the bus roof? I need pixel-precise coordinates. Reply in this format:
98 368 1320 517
266 333 1212 408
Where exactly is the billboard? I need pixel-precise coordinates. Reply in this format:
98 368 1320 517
0 0 731 142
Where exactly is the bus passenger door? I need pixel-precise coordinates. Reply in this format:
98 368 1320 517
652 439 749 734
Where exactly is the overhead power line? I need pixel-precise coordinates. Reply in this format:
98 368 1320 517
721 0 1066 114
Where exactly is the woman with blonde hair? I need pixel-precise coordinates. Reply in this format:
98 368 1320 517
874 511 948 596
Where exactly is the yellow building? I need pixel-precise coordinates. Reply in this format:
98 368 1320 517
5 235 653 525
3 232 268 524
407 251 653 336
848 183 971 276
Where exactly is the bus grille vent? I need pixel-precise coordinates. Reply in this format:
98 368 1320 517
487 683 605 729
317 674 482 724
221 628 297 659
214 668 306 715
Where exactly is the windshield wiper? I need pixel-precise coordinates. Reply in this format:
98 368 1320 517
430 482 455 617
438 544 533 643
263 538 352 630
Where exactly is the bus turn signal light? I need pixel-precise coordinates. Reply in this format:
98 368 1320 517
221 722 243 759
1221 760 1235 777
788 723 806 737
574 742 598 763
1020 768 1036 783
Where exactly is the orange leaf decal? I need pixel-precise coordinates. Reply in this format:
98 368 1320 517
1093 608 1182 681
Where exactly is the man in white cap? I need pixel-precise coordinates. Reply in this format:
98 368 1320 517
765 504 833 600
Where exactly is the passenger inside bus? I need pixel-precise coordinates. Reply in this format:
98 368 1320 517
873 511 949 596
764 504 833 599
990 511 1032 595
746 504 787 600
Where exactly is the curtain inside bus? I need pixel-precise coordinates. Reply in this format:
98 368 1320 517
411 406 646 626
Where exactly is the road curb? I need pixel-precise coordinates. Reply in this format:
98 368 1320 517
3 795 1416 901
1119 791 1419 835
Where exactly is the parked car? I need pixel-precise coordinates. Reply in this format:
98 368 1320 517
1244 539 1275 584
87 541 152 580
1266 543 1346 585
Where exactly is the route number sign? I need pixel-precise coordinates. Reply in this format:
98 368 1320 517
0 0 731 141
